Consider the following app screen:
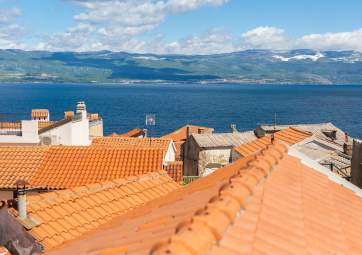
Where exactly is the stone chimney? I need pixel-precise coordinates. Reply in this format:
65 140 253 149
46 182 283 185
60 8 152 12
230 124 238 133
186 125 192 138
351 140 362 188
15 180 29 220
343 132 353 156
76 101 87 120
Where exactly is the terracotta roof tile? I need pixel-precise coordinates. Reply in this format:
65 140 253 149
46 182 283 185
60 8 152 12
0 146 165 189
49 141 362 255
234 127 311 157
112 128 145 138
0 147 48 189
31 109 49 118
173 141 183 160
165 161 183 184
92 137 171 152
10 171 179 251
162 125 214 142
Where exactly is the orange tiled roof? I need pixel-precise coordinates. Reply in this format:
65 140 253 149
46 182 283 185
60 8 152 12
31 147 165 189
45 145 255 255
92 137 172 152
0 121 56 130
88 113 101 121
49 141 362 255
10 171 180 251
165 161 183 183
0 146 165 189
0 147 48 189
0 122 21 129
108 128 144 138
64 111 74 120
31 109 49 118
162 125 214 142
234 127 311 157
174 141 183 160
118 128 145 138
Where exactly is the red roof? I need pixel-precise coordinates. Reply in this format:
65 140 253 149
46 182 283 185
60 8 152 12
31 109 49 118
10 171 180 251
47 141 362 255
165 161 183 184
0 146 165 189
235 127 311 157
162 125 214 142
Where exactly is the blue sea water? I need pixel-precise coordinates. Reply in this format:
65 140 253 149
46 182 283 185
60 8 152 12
0 83 362 138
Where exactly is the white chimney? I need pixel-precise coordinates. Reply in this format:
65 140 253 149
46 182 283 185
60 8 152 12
76 101 87 120
16 180 29 220
18 191 27 220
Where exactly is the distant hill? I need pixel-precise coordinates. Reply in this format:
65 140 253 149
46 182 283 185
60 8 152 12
1 49 362 84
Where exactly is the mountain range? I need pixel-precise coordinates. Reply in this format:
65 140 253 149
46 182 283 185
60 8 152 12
1 49 362 84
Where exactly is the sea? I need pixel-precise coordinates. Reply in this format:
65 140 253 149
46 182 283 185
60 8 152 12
1 83 362 138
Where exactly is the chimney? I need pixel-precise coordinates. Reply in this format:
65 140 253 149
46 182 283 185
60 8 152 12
186 126 192 138
15 180 29 220
351 140 362 187
230 124 238 133
64 111 74 120
76 101 87 120
143 129 148 138
343 133 353 156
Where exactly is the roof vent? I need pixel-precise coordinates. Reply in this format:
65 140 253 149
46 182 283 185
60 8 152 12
198 128 205 134
322 129 337 140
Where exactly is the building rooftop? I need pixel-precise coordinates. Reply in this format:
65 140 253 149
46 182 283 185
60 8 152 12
31 109 49 119
192 131 257 148
92 137 172 152
44 141 362 255
0 121 56 131
165 161 183 184
0 147 48 189
9 171 180 251
260 122 351 146
32 147 165 189
162 125 214 142
234 127 312 157
0 146 165 190
115 128 145 138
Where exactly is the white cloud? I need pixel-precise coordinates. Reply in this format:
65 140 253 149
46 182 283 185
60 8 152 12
298 28 362 52
162 28 240 54
0 8 26 49
241 26 292 50
33 0 229 52
3 2 362 54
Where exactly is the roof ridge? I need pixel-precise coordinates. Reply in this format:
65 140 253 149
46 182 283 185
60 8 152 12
150 142 288 255
288 126 313 136
27 171 168 208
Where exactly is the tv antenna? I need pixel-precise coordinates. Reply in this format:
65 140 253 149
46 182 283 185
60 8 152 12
145 114 156 126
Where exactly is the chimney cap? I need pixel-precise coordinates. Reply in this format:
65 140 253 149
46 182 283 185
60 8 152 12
15 179 29 188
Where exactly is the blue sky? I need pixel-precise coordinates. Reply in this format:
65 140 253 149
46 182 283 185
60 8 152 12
1 0 362 53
